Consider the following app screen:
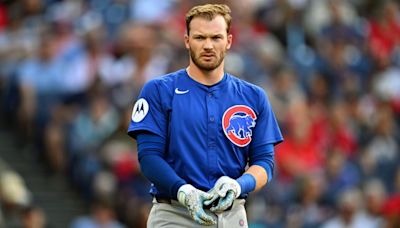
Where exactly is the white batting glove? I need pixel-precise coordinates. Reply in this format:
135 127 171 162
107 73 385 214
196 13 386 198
205 176 241 212
177 184 216 225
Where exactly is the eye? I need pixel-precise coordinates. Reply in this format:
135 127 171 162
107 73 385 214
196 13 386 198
194 36 205 40
212 36 222 40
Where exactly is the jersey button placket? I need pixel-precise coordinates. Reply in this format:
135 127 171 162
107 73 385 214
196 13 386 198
207 92 216 148
206 91 217 183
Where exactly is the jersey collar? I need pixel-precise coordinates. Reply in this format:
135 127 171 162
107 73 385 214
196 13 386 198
182 68 229 92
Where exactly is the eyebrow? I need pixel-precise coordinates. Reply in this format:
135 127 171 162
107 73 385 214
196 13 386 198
191 33 224 38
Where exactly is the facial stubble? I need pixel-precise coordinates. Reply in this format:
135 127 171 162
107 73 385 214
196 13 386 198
189 47 227 71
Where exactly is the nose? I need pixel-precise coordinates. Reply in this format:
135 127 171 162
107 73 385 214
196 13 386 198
203 38 213 50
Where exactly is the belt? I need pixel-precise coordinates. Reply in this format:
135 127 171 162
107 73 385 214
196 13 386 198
155 196 174 204
155 196 231 210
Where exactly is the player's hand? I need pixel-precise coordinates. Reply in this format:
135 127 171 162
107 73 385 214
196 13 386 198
204 176 241 213
177 184 217 225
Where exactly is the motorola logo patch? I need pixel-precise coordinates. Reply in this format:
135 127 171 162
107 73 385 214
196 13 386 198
131 98 149 122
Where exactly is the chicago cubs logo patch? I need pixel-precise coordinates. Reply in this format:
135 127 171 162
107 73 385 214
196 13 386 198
131 98 149 122
222 105 257 147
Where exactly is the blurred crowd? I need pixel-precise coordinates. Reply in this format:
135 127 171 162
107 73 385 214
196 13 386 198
0 0 399 227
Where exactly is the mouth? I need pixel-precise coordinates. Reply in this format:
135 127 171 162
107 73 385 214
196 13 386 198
201 52 215 57
200 53 216 60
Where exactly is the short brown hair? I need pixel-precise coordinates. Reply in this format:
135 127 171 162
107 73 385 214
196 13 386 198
185 4 232 35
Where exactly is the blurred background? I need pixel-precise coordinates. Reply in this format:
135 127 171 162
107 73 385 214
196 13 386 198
0 0 399 227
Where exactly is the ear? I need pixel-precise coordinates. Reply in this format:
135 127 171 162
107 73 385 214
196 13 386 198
226 34 232 50
184 34 190 49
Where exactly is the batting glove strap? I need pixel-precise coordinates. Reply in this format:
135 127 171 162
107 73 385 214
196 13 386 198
177 184 216 225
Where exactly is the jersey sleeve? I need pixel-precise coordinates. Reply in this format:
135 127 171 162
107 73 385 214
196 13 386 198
127 80 168 139
250 88 283 148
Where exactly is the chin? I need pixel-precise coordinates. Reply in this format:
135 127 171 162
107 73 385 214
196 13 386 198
198 61 220 70
199 65 218 71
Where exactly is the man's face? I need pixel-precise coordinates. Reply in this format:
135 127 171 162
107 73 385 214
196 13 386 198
185 15 232 71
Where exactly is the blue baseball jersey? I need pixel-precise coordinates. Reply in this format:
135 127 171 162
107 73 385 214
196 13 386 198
128 69 283 195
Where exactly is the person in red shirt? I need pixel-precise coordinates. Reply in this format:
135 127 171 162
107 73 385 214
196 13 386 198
276 101 325 180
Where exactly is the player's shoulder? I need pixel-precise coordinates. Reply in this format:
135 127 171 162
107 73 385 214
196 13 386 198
227 73 265 96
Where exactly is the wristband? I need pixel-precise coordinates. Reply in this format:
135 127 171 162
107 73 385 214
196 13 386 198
236 173 256 195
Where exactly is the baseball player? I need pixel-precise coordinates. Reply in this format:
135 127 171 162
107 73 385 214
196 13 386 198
128 4 283 227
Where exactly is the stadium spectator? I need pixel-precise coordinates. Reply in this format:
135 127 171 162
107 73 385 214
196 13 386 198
70 200 124 228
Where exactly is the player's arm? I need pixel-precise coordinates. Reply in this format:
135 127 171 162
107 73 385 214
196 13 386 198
243 164 267 191
136 132 186 198
238 87 281 193
136 132 216 225
243 142 275 191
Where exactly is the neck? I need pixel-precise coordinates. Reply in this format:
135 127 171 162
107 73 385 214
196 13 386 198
186 61 225 86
